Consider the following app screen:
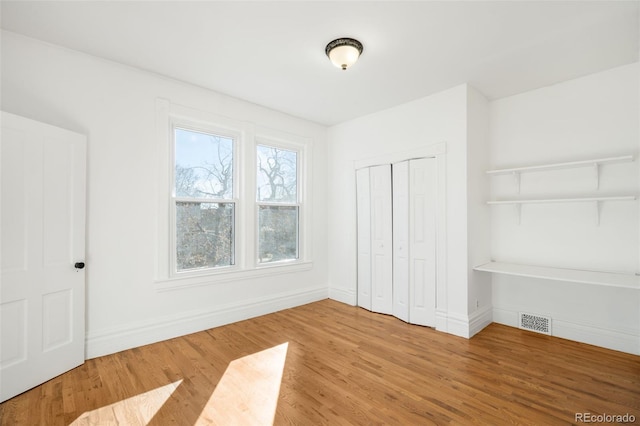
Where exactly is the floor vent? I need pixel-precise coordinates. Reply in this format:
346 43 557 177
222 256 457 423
519 312 551 335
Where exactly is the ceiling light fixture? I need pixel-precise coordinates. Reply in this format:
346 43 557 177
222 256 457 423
325 38 363 70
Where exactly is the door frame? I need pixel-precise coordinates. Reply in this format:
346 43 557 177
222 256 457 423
0 111 87 402
354 142 447 327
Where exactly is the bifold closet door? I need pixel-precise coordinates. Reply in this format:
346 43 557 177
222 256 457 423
356 165 393 314
393 158 437 327
408 158 437 326
357 160 434 323
392 161 410 322
370 165 393 314
356 168 372 310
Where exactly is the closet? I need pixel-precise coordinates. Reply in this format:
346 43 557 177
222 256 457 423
356 158 437 326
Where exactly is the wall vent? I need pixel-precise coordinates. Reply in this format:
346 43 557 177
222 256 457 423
519 312 551 335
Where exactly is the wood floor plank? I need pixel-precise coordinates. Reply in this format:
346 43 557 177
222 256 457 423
1 299 638 425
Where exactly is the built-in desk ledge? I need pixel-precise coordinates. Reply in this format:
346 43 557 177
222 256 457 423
486 195 636 205
474 261 640 289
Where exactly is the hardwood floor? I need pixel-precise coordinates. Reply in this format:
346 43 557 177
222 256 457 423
1 299 639 425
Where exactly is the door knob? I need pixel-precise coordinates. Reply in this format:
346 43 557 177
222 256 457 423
74 262 85 270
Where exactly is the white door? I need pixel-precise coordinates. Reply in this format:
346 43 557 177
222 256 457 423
369 165 392 315
409 158 437 326
356 168 372 310
392 161 409 322
1 112 86 402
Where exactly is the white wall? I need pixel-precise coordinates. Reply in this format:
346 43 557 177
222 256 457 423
327 84 489 337
489 63 640 354
1 31 329 358
4 28 635 357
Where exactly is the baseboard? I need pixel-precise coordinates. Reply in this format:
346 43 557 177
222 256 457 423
493 306 639 355
469 305 493 337
434 306 492 339
85 286 328 359
435 309 448 334
444 312 471 338
328 286 357 306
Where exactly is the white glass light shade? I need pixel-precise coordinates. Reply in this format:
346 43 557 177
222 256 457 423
325 38 363 70
329 45 360 70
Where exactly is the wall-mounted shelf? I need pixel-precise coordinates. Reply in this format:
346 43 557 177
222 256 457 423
486 155 633 176
486 195 636 225
474 261 640 290
487 155 634 193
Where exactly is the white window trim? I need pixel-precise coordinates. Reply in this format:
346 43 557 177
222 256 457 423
170 121 241 277
254 130 311 269
155 99 313 289
155 260 314 292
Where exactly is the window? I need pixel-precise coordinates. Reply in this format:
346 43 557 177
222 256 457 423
173 127 236 272
256 144 299 264
157 99 313 285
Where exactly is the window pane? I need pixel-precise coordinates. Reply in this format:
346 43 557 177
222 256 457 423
256 145 297 202
175 128 233 199
258 206 298 263
176 202 234 271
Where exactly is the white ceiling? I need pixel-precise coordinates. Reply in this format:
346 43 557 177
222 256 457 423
1 1 638 126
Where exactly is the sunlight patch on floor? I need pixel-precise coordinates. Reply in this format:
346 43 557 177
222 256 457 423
70 379 182 425
196 342 289 426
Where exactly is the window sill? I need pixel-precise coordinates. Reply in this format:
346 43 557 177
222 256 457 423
155 261 313 292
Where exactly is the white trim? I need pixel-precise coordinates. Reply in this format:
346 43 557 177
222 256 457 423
329 298 492 339
86 285 327 359
155 98 171 282
167 102 248 135
156 261 313 292
255 130 310 152
354 142 446 170
241 122 256 270
443 312 471 338
156 99 248 281
469 305 493 337
435 309 449 333
155 98 315 288
435 150 448 329
353 141 449 329
435 307 492 339
169 119 242 277
254 133 310 266
257 200 299 207
328 287 357 306
256 136 309 267
493 307 639 355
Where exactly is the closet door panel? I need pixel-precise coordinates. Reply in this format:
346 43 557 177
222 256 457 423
409 158 437 326
413 258 427 307
392 161 409 322
356 168 372 310
370 165 393 315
